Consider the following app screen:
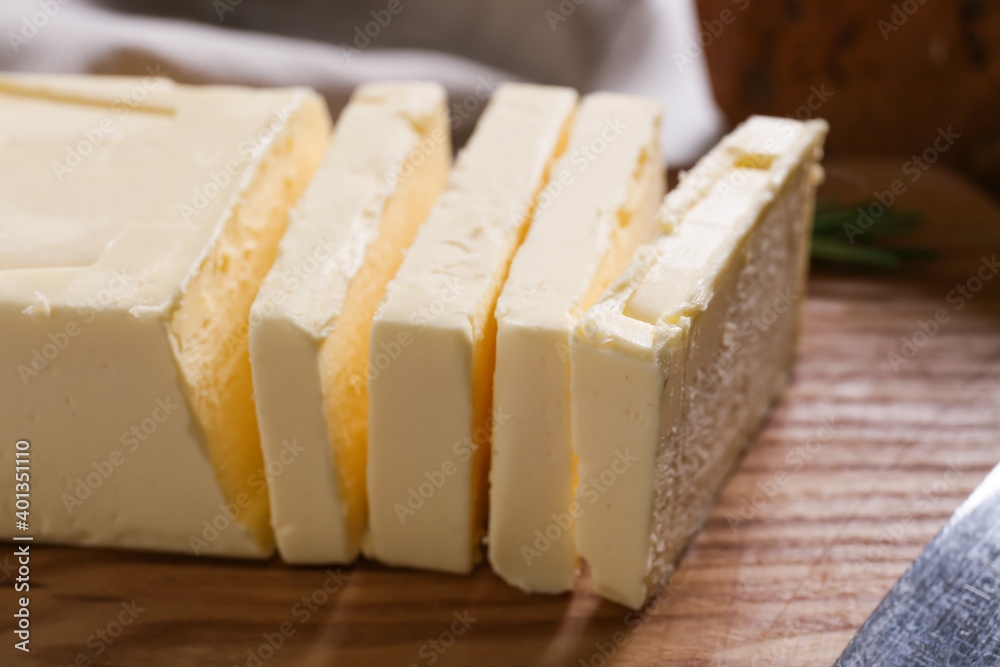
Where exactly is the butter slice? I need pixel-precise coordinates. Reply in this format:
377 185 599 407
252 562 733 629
488 93 664 593
571 116 828 607
250 82 450 564
0 75 330 557
368 83 578 573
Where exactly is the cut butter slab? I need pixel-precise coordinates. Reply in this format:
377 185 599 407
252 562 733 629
367 83 578 573
0 75 330 556
571 116 828 607
488 92 664 593
249 82 450 564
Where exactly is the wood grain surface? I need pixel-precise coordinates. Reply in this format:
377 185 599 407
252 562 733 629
3 159 1000 667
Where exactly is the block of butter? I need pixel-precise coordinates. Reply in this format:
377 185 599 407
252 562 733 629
571 116 828 608
0 75 330 557
367 83 578 573
488 93 664 593
249 82 450 564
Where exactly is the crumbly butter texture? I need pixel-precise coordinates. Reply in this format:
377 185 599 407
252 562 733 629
571 116 828 608
0 74 330 557
489 92 664 593
250 82 450 564
367 83 578 573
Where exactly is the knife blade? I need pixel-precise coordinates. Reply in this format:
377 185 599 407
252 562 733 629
834 462 1000 666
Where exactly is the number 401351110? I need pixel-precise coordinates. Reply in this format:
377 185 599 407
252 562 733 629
14 440 30 526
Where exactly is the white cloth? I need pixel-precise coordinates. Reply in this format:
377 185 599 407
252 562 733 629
0 0 723 165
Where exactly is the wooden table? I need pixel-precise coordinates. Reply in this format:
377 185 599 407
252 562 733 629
5 160 1000 666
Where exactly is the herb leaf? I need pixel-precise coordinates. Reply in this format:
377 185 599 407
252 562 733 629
810 200 935 268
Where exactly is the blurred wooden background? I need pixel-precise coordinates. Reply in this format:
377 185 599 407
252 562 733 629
696 0 1000 198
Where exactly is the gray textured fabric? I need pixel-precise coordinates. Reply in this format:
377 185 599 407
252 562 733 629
0 0 723 163
99 0 633 89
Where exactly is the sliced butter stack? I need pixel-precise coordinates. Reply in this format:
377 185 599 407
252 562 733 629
249 82 450 564
571 116 828 608
0 75 330 557
367 83 578 573
489 93 664 593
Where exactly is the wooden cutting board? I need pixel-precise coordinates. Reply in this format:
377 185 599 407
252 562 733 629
5 159 1000 667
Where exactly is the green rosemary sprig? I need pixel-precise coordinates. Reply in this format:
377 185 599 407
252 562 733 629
810 198 936 269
